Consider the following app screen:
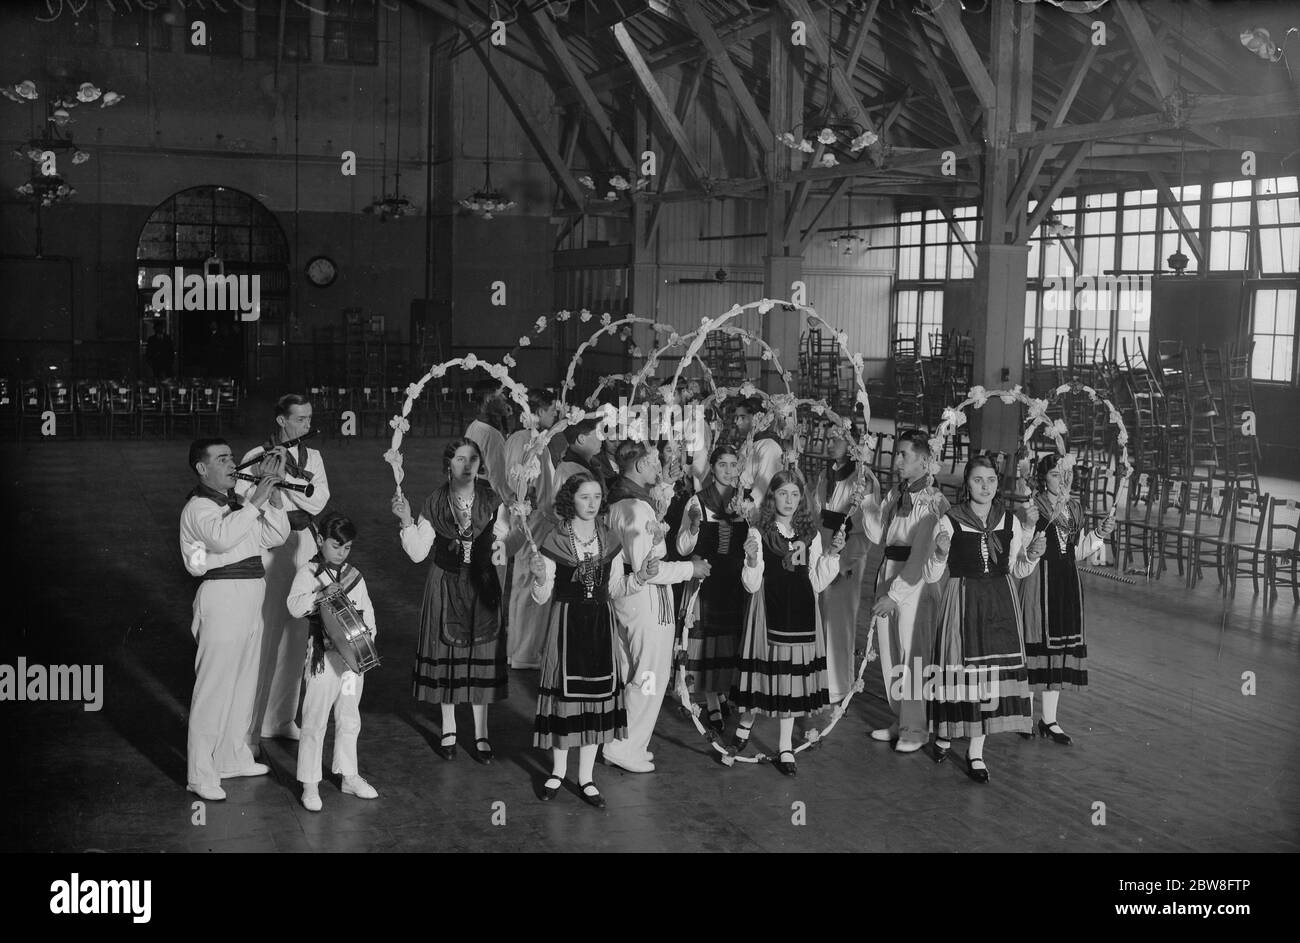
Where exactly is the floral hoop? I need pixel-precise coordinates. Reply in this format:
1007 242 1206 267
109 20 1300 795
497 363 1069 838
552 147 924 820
672 622 879 765
1042 380 1134 480
558 314 679 407
383 354 540 551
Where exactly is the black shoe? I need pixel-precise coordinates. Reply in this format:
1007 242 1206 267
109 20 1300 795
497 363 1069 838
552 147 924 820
966 756 990 784
474 737 494 764
775 750 798 777
434 733 457 760
1038 719 1072 745
578 781 606 809
731 725 753 754
932 741 950 765
541 775 562 801
706 709 724 735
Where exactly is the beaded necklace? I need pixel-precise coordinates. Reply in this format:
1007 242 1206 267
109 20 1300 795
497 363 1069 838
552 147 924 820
450 488 475 563
566 520 603 600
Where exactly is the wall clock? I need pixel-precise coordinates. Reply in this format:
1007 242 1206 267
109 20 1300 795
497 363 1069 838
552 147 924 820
305 255 337 286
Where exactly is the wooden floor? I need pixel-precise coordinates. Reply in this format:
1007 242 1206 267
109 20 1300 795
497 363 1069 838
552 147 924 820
1 431 1297 853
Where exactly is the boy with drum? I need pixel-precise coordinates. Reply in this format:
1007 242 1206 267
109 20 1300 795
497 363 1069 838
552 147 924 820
286 511 379 812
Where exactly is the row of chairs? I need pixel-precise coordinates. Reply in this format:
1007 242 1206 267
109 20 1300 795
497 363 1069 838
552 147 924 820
305 384 513 440
1091 470 1298 603
0 378 240 440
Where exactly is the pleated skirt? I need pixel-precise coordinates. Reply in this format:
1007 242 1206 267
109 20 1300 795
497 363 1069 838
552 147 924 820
927 574 1032 738
533 600 627 750
411 564 508 706
730 591 829 719
1018 557 1089 691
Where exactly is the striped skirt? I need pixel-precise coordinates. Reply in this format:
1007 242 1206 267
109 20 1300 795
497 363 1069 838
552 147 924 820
1018 557 1089 691
412 564 508 706
533 600 627 749
927 574 1032 738
686 634 739 696
730 591 829 719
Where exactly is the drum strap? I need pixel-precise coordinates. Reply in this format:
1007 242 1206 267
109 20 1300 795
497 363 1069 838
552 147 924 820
307 561 365 675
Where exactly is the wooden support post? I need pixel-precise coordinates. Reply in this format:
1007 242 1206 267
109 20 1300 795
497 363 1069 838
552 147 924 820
765 7 802 394
798 177 852 254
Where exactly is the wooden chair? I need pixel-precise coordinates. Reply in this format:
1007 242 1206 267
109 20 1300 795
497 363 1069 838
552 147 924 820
194 384 221 435
1151 479 1191 580
1188 484 1235 592
46 379 76 439
1263 497 1300 605
73 380 106 438
1112 473 1156 576
106 383 135 440
163 381 198 439
1224 489 1271 597
135 381 167 439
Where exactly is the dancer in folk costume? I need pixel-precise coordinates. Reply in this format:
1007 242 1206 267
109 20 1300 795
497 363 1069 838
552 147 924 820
503 389 561 669
732 470 844 776
812 427 872 705
923 456 1047 783
1016 453 1114 745
236 393 331 742
859 430 949 753
676 444 747 734
732 397 785 504
391 438 519 764
555 417 610 494
529 473 658 808
603 441 710 773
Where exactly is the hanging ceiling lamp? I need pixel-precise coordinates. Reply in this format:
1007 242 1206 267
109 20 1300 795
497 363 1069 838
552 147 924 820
6 78 123 206
365 10 417 221
459 59 515 220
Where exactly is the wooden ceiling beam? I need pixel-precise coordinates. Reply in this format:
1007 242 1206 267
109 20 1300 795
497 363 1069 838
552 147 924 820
1113 0 1178 104
645 56 709 246
927 0 996 111
903 10 971 146
679 0 775 158
530 5 636 171
798 177 853 254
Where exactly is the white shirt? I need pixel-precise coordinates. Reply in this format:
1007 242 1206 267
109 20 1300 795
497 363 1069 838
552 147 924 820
179 489 290 577
234 444 330 518
399 498 512 564
738 437 785 505
860 480 950 604
740 523 840 594
286 561 377 636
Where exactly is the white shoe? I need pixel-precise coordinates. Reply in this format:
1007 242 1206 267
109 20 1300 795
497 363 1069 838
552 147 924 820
301 785 322 812
341 775 378 799
603 748 655 773
187 782 226 801
262 722 301 741
894 740 924 754
869 727 898 742
220 762 270 778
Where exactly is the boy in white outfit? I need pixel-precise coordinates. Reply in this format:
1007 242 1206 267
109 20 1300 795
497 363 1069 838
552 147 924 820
286 511 379 812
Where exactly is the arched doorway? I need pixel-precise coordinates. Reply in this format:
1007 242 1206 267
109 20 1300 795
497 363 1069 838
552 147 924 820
136 186 289 384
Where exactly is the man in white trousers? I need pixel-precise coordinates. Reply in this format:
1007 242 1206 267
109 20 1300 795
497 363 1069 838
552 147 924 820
603 441 710 772
237 393 331 742
180 438 289 801
859 431 948 754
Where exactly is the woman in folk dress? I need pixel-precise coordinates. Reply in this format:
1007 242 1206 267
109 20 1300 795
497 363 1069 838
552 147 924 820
676 444 747 733
731 470 844 776
529 473 656 809
392 438 516 764
923 456 1047 783
1016 453 1114 745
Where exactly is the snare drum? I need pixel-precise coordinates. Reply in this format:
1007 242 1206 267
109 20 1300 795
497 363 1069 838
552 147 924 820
319 588 381 674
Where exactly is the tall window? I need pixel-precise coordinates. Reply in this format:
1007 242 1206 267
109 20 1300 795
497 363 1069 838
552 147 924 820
896 207 976 282
326 0 379 64
1257 176 1299 275
1251 289 1297 383
895 290 944 357
1208 179 1252 271
257 0 311 61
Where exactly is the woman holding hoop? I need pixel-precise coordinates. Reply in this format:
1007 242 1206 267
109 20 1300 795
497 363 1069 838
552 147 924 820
529 473 657 809
1016 453 1114 745
732 470 843 776
676 444 747 733
923 456 1046 783
392 438 515 764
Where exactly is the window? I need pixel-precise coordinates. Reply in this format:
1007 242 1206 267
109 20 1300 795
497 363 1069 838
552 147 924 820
1159 184 1200 275
1251 289 1297 383
895 290 944 357
1120 189 1158 275
326 0 378 64
1115 282 1151 364
895 207 975 282
113 5 171 51
187 5 243 57
1208 179 1251 271
1256 176 1299 275
257 0 311 61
